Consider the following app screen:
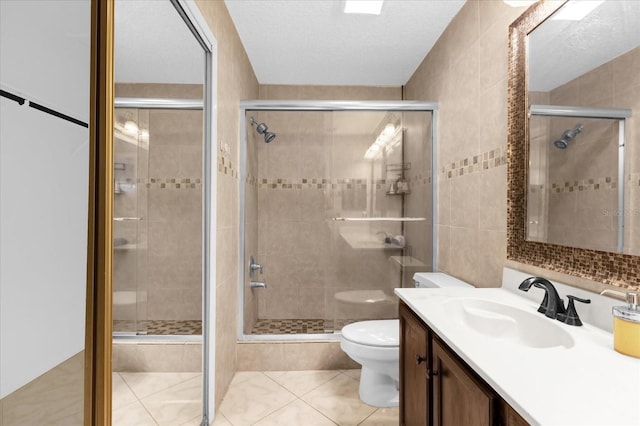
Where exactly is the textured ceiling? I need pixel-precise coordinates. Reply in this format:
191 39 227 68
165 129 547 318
224 0 465 86
529 0 640 92
115 0 203 85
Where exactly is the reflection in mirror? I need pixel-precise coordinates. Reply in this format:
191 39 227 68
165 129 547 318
528 113 624 252
527 0 640 255
508 0 640 289
113 0 205 423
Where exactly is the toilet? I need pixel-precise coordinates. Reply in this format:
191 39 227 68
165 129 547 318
340 272 472 407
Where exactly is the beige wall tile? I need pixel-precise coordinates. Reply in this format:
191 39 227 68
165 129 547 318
113 343 202 373
405 0 533 287
236 342 357 371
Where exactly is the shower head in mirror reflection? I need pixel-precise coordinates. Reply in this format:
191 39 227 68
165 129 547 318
249 116 276 143
553 123 583 149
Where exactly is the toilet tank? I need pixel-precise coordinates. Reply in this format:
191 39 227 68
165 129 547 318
413 272 472 289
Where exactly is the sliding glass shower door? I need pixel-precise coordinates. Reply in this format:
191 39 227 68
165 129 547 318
241 104 436 337
113 107 149 335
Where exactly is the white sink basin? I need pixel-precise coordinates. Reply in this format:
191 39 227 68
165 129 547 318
445 298 574 349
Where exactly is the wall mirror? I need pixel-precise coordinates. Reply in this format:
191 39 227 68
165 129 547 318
526 0 638 254
508 0 640 289
112 0 214 423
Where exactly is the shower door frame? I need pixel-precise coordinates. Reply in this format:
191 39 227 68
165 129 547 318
529 104 632 252
238 100 439 341
113 97 204 341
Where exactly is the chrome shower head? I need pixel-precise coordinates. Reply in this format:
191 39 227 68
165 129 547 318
264 131 276 143
249 117 277 143
553 123 583 149
553 138 569 149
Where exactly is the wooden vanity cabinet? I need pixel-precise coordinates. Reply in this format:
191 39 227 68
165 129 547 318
399 302 431 426
432 337 496 426
399 301 529 426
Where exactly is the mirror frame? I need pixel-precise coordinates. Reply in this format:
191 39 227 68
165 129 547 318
507 0 640 290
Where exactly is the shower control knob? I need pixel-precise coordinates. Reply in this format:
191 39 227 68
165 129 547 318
249 256 263 277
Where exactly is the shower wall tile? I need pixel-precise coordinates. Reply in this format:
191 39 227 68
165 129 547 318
115 83 203 100
259 85 402 101
536 47 640 253
578 62 614 108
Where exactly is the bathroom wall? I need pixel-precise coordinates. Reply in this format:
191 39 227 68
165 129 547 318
194 0 260 408
405 0 529 287
114 83 203 325
542 46 640 254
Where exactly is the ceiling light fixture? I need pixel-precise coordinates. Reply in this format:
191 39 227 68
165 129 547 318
551 0 604 21
344 0 383 15
364 122 398 160
502 1 536 7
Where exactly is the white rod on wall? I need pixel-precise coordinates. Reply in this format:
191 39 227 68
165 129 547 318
332 217 427 222
530 104 632 119
114 97 203 109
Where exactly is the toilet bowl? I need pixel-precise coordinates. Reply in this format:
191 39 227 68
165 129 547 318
340 319 400 407
340 272 472 407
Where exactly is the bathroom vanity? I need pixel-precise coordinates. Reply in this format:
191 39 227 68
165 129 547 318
399 301 527 426
396 269 640 426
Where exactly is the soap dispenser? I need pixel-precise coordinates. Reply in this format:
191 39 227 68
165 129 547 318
601 289 640 358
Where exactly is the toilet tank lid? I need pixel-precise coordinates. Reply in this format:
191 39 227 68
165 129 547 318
413 272 472 288
341 320 399 347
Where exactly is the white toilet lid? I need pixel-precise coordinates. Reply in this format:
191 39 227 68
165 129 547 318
341 320 399 347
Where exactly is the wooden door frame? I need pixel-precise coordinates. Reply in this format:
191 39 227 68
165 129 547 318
85 0 114 424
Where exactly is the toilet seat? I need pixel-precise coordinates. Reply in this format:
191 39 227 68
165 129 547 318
341 320 399 347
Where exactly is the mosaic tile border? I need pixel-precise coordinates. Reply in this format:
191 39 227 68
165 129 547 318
139 177 202 190
507 3 640 291
218 155 238 178
630 173 640 188
246 173 432 191
250 318 359 335
440 146 507 179
547 177 617 194
113 319 202 335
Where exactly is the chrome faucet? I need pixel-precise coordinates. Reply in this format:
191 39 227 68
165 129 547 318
518 277 566 319
250 281 267 289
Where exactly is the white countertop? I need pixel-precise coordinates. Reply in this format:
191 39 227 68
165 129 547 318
395 287 640 426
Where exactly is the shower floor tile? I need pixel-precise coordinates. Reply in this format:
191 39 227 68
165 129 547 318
113 319 202 335
250 319 359 334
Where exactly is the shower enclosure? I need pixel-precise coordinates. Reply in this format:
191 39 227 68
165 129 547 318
240 101 437 338
113 98 204 337
527 104 632 253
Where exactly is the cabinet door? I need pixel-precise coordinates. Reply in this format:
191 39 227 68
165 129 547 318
400 303 430 426
501 400 530 426
432 338 496 426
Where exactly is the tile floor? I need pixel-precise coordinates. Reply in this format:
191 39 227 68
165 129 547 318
112 369 398 426
214 370 398 426
113 372 203 426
